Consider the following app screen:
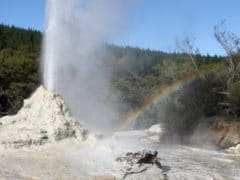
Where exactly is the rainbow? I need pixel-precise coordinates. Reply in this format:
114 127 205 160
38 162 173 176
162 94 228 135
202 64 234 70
114 62 226 131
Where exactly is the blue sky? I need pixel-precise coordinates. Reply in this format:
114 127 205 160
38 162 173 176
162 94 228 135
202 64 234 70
0 0 239 55
0 0 45 30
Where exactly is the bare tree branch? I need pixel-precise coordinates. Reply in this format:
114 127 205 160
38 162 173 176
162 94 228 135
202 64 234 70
176 36 199 70
214 20 240 85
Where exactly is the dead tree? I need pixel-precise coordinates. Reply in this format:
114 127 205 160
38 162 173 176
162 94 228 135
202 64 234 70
214 20 240 116
176 36 200 70
214 20 240 85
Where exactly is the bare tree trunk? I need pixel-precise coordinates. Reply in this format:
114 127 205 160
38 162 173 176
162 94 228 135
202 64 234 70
214 20 240 87
176 36 199 71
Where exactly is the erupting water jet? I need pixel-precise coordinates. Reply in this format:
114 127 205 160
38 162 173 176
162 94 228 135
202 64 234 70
42 0 134 132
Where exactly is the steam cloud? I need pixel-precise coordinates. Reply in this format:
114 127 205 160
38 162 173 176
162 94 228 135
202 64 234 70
42 0 136 132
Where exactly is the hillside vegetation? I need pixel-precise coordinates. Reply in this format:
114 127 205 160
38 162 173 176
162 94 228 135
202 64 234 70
0 24 41 115
0 24 240 139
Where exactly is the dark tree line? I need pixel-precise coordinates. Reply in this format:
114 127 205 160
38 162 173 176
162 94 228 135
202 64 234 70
0 24 41 53
0 24 41 116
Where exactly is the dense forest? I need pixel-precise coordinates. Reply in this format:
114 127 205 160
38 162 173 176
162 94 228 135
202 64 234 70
0 24 240 139
0 24 41 115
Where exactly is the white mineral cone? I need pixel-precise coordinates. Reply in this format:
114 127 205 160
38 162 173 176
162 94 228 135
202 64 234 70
0 86 86 148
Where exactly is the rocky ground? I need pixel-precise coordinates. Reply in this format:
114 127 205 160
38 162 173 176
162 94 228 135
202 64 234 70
0 86 239 179
189 117 240 153
0 129 239 179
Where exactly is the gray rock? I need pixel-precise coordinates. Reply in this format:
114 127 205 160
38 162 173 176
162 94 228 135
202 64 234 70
116 150 167 179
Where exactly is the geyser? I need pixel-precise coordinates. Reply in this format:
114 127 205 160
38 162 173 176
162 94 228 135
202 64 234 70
42 0 135 132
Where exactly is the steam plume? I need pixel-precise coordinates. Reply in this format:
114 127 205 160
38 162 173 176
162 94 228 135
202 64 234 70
42 0 136 132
